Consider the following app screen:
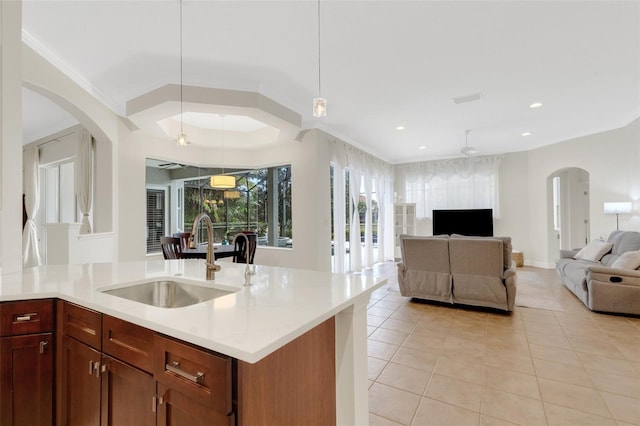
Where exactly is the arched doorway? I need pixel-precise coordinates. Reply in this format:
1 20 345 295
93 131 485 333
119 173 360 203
547 168 590 261
21 85 115 264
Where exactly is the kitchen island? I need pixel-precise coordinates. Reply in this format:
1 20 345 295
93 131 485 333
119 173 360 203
0 259 386 425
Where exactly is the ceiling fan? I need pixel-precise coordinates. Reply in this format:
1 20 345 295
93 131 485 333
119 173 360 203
156 162 186 169
460 130 479 156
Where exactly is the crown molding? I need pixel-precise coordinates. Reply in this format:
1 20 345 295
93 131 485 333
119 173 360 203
22 29 124 116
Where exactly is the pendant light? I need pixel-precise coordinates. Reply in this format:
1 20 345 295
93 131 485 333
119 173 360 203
210 115 236 189
312 0 326 118
176 0 189 146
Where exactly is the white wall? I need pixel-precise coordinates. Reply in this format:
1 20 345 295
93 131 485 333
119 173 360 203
394 118 639 269
118 128 333 272
1 0 24 273
498 118 640 268
14 33 639 273
526 119 640 267
22 44 118 237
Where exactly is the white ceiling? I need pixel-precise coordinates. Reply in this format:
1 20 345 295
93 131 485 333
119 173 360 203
21 0 640 164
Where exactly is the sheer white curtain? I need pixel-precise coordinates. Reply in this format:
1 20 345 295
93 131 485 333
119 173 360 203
330 143 347 273
23 147 42 268
329 142 394 272
330 140 394 272
376 173 394 263
348 164 363 272
396 155 502 219
75 129 93 233
363 174 374 265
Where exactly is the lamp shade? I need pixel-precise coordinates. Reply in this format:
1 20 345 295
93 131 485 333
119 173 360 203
603 202 632 214
313 97 327 117
176 133 188 146
210 175 236 189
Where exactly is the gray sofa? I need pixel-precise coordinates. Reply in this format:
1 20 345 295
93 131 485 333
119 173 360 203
397 234 517 311
556 230 640 315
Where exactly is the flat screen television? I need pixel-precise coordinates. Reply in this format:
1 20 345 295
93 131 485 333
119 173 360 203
432 209 494 237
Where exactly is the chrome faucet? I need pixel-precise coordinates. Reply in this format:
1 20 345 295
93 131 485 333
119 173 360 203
189 213 221 280
235 232 255 286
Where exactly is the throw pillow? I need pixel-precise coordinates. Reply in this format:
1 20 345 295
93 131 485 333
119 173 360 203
611 250 640 270
573 240 613 262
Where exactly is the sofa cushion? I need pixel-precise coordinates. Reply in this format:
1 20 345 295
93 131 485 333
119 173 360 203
400 236 450 273
611 250 640 270
450 234 512 269
449 238 504 277
573 240 613 262
607 230 640 254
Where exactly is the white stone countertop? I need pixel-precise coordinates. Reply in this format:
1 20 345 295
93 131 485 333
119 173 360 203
0 259 386 363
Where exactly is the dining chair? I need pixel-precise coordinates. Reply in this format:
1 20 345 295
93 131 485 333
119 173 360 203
233 231 257 264
172 232 191 250
160 236 183 259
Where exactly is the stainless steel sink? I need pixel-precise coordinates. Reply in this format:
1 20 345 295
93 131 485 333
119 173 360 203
102 280 234 308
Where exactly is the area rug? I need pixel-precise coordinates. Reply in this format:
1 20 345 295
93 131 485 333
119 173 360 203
515 270 564 311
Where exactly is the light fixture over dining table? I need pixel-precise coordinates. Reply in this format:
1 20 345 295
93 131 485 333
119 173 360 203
210 114 237 189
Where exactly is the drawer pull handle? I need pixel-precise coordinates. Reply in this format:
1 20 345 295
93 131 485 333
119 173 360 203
166 361 204 383
39 340 48 354
89 360 94 375
16 313 37 322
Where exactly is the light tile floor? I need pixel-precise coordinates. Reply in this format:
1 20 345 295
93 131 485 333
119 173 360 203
363 262 640 426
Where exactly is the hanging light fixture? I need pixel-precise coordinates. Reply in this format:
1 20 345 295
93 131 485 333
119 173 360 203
210 114 237 189
224 190 241 199
176 0 189 146
312 0 326 118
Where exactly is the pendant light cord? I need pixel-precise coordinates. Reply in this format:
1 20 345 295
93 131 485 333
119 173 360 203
221 114 226 175
317 0 321 97
179 0 184 135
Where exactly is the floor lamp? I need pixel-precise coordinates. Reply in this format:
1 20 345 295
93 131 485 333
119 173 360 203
603 202 632 230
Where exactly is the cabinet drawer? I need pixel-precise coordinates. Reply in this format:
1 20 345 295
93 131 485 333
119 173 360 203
153 334 232 415
102 315 154 373
59 300 102 350
0 299 54 337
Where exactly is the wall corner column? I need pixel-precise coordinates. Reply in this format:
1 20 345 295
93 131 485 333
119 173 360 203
1 0 24 273
335 295 370 425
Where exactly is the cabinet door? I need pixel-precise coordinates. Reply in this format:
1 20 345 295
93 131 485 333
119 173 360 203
100 355 156 426
59 335 102 426
156 383 233 426
0 333 53 426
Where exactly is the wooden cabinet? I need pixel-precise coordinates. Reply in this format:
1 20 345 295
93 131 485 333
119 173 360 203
56 300 336 426
57 300 103 426
154 334 234 426
58 301 228 425
235 317 335 426
0 299 54 426
58 301 159 426
101 315 156 425
101 355 156 426
59 335 102 426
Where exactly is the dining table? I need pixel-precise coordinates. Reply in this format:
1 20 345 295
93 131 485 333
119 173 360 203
182 243 238 260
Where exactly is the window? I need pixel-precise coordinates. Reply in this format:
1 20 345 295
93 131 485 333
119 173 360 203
145 159 292 254
397 156 501 219
146 188 167 254
553 176 561 231
41 160 77 223
331 164 383 272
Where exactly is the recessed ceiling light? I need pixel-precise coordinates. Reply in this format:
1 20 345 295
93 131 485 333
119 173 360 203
521 132 532 137
418 146 426 150
529 102 543 109
396 125 406 131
